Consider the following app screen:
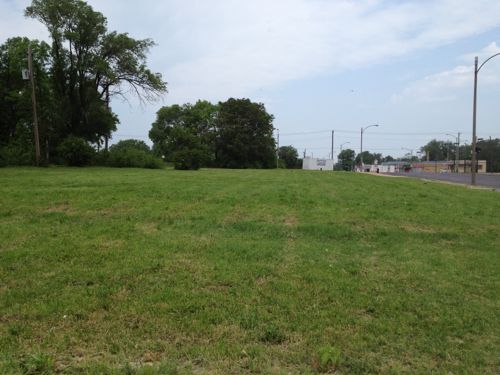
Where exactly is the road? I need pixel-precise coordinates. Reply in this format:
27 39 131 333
392 172 500 190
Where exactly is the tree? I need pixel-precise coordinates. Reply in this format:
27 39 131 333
337 149 355 171
476 138 500 172
355 151 381 165
107 139 162 169
278 146 299 168
0 37 52 164
168 126 211 170
149 101 218 165
420 139 455 161
24 0 166 149
215 98 276 169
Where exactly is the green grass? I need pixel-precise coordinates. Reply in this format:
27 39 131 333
0 167 499 374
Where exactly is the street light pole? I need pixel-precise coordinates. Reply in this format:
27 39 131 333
471 52 500 185
472 57 478 184
360 124 379 169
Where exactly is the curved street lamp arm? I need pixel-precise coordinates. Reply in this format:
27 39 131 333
363 124 379 132
477 52 500 73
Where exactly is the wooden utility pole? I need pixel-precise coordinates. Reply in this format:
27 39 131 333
105 86 110 151
276 128 279 168
28 43 41 166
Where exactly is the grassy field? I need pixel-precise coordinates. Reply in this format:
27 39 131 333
0 168 499 374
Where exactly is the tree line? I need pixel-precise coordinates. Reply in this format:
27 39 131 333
0 0 282 170
149 99 277 170
0 0 166 167
336 138 500 172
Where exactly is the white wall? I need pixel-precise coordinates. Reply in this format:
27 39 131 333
302 158 335 171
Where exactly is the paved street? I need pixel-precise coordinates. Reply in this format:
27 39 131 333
393 172 500 190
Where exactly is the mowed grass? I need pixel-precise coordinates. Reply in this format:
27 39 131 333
0 168 499 374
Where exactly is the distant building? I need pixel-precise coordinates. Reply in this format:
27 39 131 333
302 157 335 171
378 160 487 174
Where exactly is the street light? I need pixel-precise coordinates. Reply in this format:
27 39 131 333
446 133 461 173
472 53 500 185
360 124 379 168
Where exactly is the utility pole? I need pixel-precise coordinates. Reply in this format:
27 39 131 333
331 130 334 162
456 132 460 173
303 149 306 159
471 56 478 185
105 86 110 151
28 43 41 166
276 128 280 169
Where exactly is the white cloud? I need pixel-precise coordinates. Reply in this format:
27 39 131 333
0 1 48 42
394 42 500 103
154 0 500 103
4 0 500 103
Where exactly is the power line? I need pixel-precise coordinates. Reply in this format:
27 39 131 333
280 129 497 137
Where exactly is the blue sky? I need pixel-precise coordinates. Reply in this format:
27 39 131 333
2 0 500 159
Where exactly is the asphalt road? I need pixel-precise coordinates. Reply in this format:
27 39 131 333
392 172 500 190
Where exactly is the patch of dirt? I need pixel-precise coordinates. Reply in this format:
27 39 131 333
135 223 159 234
399 223 438 234
283 215 298 227
43 203 73 214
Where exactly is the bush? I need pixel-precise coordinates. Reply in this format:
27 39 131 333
172 148 206 170
0 123 35 166
93 150 110 166
0 152 6 167
57 136 95 166
108 139 163 169
108 139 150 153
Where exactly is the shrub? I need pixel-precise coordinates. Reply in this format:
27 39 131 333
108 139 163 169
109 139 151 153
57 136 95 166
0 123 35 166
93 150 110 166
172 148 205 170
167 127 210 170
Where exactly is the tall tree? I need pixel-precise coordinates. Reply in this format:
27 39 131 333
355 151 382 165
25 0 166 148
149 101 218 164
476 138 500 172
215 98 276 169
337 149 355 171
278 146 299 168
420 139 455 161
0 37 52 164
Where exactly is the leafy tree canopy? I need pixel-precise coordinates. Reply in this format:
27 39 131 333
278 146 300 169
215 98 276 169
24 0 166 145
337 149 355 171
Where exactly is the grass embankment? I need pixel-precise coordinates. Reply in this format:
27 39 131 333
0 168 499 374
